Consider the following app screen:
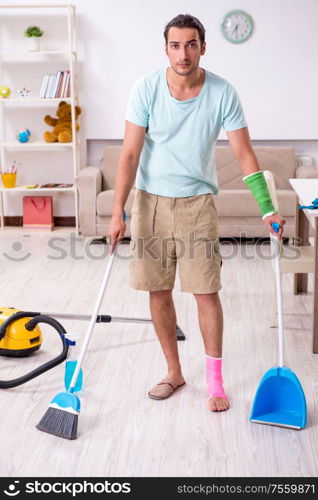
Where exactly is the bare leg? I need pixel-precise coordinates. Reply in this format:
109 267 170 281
194 291 230 412
149 290 185 386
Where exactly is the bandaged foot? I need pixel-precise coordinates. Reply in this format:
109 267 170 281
206 355 230 412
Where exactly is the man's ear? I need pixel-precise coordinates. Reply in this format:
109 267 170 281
201 41 206 56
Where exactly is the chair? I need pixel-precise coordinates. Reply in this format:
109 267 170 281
263 170 315 327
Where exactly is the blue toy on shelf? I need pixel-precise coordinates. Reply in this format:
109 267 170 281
16 128 31 143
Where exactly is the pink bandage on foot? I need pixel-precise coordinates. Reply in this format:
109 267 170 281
206 355 228 400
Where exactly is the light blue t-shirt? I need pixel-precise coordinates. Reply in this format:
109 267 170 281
125 67 247 198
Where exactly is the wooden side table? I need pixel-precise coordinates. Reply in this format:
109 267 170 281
289 179 318 353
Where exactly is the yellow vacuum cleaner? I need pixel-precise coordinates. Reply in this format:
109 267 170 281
0 308 70 388
0 307 42 357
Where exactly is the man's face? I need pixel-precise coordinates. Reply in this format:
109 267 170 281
165 26 206 77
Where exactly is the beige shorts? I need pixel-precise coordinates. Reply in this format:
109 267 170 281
128 189 223 294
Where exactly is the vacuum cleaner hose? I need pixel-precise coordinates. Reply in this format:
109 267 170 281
0 314 69 389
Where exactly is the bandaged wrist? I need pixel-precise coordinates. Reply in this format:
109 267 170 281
262 211 276 220
242 171 278 217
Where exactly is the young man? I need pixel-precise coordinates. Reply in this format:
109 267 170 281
108 14 285 412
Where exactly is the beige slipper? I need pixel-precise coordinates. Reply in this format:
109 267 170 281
148 380 186 400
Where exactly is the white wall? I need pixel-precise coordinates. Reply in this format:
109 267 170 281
1 0 317 217
76 0 318 141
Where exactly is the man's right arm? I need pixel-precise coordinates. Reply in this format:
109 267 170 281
108 120 146 252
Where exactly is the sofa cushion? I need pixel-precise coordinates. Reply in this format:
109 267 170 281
215 146 296 190
97 187 296 218
214 189 297 217
97 188 136 216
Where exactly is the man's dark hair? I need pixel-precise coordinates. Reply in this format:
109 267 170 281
164 14 206 46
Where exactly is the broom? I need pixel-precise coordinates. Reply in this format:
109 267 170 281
36 235 120 439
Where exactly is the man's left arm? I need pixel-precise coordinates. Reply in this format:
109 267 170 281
226 127 286 240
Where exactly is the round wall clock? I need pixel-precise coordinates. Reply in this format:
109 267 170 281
221 10 254 44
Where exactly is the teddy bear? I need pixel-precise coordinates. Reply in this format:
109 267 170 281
43 101 82 143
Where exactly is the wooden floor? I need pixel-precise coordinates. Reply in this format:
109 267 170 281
0 232 316 477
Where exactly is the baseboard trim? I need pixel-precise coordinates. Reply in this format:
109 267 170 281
4 216 76 227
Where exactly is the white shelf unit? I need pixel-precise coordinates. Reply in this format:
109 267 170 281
0 97 73 103
0 141 75 149
0 50 76 56
0 3 81 234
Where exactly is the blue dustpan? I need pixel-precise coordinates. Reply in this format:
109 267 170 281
250 366 307 429
250 222 307 429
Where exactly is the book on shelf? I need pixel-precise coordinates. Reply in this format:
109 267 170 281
61 70 70 98
39 75 48 98
39 70 70 99
40 183 73 188
4 183 74 189
52 71 62 98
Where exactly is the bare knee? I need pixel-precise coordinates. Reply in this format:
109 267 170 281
150 289 173 305
150 289 172 298
193 291 220 306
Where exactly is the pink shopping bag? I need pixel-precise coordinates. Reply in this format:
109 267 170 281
23 196 53 229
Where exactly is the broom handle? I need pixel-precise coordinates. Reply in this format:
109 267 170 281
68 211 127 393
68 248 116 392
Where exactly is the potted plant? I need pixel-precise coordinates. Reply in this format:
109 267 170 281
24 26 44 52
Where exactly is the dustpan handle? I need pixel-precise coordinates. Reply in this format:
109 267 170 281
68 211 126 392
271 222 284 367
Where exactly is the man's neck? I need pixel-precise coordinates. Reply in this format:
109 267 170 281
167 66 204 91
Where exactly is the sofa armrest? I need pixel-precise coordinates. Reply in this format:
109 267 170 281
77 166 102 193
295 165 318 179
75 166 102 236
